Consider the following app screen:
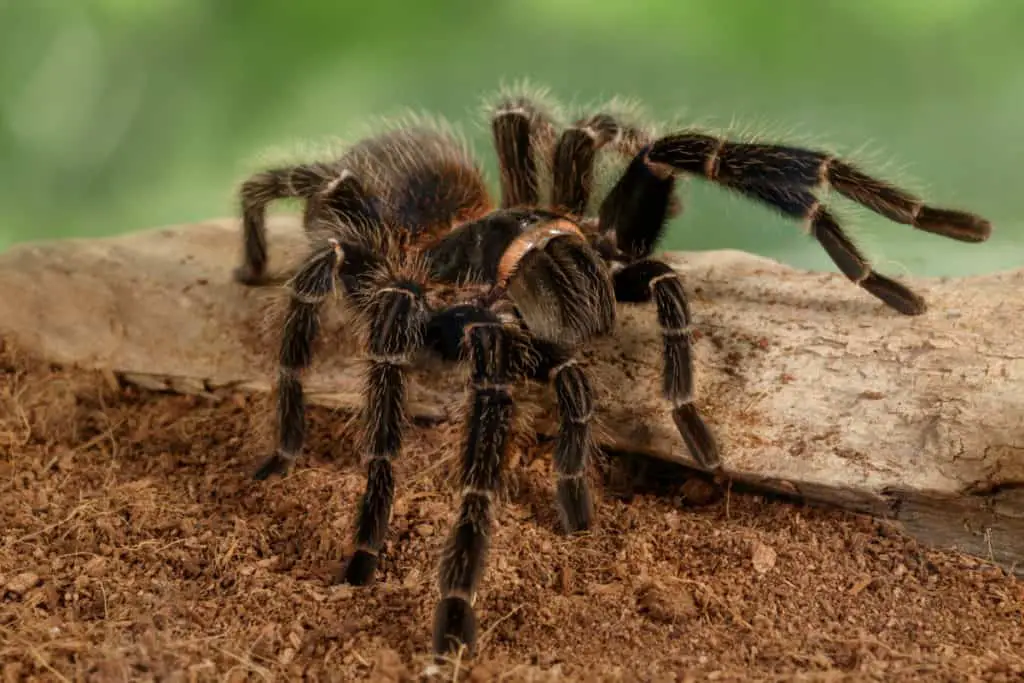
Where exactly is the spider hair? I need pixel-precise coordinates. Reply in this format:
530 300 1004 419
233 83 991 659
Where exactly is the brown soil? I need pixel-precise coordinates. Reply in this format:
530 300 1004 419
1 339 1021 683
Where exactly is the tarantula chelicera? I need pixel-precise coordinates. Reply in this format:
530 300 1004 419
233 87 991 656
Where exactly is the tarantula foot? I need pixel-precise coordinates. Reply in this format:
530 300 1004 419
233 263 268 287
337 549 378 586
252 452 292 480
672 404 721 471
556 478 594 533
432 596 477 658
860 273 927 316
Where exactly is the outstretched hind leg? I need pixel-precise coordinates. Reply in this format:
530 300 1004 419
644 131 991 243
636 132 991 313
729 183 926 314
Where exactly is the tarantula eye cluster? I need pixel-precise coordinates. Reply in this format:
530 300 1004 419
232 86 991 657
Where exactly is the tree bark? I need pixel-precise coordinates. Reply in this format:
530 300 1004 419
2 216 1022 574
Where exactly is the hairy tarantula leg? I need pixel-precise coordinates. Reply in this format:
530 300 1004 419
303 170 383 236
236 163 332 285
547 353 598 532
424 303 506 362
434 320 517 658
551 114 622 216
491 96 556 208
646 133 991 243
339 278 429 586
253 238 345 480
427 307 597 532
613 260 720 470
734 183 926 315
597 150 678 261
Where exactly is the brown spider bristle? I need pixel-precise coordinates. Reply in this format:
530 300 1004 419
728 182 930 316
348 249 432 342
339 126 494 241
599 151 677 260
642 131 986 315
550 105 662 219
650 270 721 470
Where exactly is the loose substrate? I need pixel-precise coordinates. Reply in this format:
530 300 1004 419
1 340 1022 682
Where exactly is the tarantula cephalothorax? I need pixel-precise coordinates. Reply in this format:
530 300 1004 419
233 88 991 656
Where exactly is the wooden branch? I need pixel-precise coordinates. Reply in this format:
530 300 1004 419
2 216 1022 574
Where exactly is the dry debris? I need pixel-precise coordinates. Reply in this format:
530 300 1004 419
0 340 1022 681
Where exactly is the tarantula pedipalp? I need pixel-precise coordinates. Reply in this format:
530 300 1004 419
233 89 991 657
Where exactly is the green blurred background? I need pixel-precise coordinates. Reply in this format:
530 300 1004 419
2 0 1021 276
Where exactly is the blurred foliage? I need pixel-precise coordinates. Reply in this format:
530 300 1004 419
1 0 1021 275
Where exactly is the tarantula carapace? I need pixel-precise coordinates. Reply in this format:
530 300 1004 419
233 88 991 657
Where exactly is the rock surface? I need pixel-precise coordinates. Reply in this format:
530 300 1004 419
1 215 1022 573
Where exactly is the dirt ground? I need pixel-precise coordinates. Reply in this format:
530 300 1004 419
1 338 1022 682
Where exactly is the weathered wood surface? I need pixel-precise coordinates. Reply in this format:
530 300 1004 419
1 216 1022 574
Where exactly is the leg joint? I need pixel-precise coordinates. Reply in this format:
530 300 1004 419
549 358 580 381
569 411 594 425
290 290 328 305
648 271 680 290
461 487 495 502
704 137 726 179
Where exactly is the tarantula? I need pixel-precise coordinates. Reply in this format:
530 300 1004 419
233 87 990 657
